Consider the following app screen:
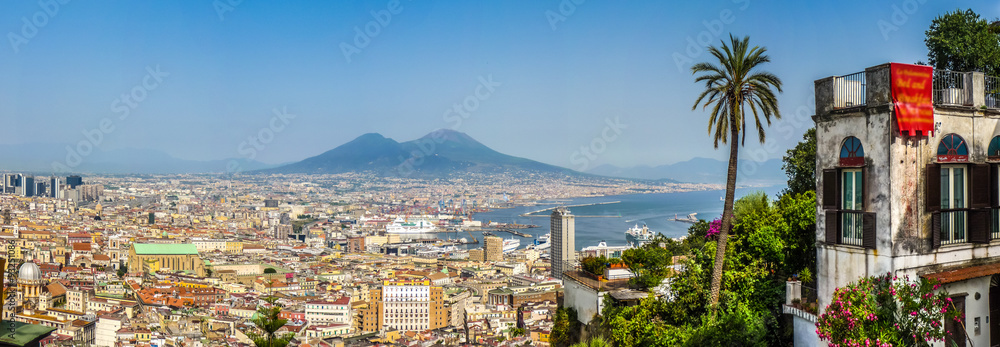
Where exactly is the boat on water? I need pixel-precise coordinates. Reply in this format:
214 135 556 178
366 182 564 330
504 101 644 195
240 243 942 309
625 224 655 246
672 213 698 224
385 217 437 234
528 233 550 251
503 238 520 253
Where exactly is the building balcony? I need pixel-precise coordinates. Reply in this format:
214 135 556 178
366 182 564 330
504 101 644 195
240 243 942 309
817 64 1000 115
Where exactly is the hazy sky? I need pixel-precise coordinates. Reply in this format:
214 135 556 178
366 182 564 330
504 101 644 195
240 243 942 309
0 0 994 170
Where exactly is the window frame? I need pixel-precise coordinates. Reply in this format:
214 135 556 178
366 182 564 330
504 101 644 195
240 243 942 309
840 168 865 246
939 164 968 245
822 137 875 249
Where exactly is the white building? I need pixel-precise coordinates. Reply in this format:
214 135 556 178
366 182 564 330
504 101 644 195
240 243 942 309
305 297 352 326
809 63 1000 347
94 313 124 347
382 281 431 332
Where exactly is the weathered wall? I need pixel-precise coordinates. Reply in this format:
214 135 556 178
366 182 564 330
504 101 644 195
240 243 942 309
792 314 820 347
933 276 992 347
561 277 598 325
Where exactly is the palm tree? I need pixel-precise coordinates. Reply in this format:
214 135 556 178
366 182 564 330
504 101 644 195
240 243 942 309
691 34 782 306
247 296 295 347
570 336 610 347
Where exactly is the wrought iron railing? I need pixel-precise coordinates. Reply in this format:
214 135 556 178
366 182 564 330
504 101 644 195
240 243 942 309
833 71 866 109
933 70 969 105
941 210 967 245
840 211 864 246
986 75 1000 109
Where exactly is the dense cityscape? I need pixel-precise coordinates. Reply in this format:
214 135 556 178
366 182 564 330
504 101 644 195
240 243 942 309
2 1 998 347
0 171 716 346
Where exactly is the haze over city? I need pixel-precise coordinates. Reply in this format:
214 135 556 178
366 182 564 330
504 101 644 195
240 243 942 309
2 0 987 171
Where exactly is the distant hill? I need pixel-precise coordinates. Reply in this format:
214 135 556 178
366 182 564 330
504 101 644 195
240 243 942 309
0 144 278 175
587 157 785 185
264 129 579 177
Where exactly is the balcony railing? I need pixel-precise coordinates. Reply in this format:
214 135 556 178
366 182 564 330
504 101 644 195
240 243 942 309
933 70 970 105
941 210 967 245
987 75 1000 109
840 211 864 246
833 72 865 109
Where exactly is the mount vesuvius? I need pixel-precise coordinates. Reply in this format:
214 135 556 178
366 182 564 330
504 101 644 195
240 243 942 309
262 129 577 177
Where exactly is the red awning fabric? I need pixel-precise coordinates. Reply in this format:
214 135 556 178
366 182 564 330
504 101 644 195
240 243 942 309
891 63 934 136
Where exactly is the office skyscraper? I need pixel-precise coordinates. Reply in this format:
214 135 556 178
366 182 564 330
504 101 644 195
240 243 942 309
23 176 34 197
50 177 61 198
550 207 575 277
65 175 83 188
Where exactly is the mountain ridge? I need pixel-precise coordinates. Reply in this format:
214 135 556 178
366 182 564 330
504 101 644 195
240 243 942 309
264 129 578 177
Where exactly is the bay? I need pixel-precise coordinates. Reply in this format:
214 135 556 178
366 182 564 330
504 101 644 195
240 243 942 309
455 185 786 251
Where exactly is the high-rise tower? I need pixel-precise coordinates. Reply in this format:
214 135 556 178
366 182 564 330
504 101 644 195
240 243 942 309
550 207 575 276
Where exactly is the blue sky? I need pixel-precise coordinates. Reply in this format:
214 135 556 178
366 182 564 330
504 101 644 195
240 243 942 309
0 0 995 170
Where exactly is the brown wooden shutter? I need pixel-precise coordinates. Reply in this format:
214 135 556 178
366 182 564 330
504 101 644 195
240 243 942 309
825 210 839 245
823 169 839 210
862 212 876 249
861 165 870 212
971 164 990 208
968 209 989 244
931 212 942 249
926 164 941 212
992 164 999 207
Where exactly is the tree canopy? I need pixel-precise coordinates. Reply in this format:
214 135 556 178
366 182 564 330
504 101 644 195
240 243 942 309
925 9 1000 75
782 128 816 196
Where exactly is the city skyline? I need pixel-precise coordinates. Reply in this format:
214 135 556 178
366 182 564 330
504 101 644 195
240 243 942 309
1 0 989 172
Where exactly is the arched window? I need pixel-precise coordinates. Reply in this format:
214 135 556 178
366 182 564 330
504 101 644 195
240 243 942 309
988 136 1000 161
937 134 969 162
840 136 865 167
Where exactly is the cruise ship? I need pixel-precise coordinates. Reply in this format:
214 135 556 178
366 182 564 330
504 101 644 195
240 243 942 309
625 224 655 246
528 233 550 251
503 238 520 253
385 217 437 234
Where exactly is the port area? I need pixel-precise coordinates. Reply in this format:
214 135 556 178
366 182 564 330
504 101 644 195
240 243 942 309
519 201 622 217
477 228 531 237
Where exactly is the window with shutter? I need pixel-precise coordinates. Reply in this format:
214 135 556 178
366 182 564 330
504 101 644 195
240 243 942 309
862 212 876 249
940 165 968 245
822 169 838 210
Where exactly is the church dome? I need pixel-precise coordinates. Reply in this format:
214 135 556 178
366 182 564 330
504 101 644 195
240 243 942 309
18 262 42 281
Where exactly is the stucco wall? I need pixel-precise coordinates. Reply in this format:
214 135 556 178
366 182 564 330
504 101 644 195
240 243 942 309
933 276 991 347
561 277 599 325
814 64 1000 329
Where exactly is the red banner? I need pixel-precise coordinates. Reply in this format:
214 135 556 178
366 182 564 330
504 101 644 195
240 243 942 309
891 63 934 136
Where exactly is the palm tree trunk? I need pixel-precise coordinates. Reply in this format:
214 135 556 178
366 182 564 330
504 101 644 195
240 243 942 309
708 117 741 306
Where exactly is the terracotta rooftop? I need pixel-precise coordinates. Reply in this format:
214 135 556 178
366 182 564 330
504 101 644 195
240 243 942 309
922 261 1000 284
